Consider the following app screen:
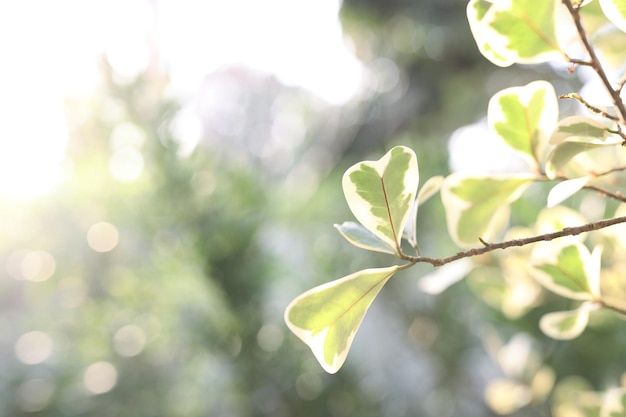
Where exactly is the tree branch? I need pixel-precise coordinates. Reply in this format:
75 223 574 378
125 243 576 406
563 0 626 125
402 215 626 266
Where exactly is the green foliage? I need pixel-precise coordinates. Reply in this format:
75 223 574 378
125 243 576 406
467 0 563 67
341 146 419 255
284 266 398 373
286 0 626 414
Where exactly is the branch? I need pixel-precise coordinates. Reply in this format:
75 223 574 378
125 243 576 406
563 0 626 125
402 215 626 266
582 184 626 203
559 93 621 122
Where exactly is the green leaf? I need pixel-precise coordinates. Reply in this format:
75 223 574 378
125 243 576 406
549 116 610 145
600 0 626 32
530 242 600 300
539 302 598 340
545 140 618 179
488 81 558 167
334 221 396 254
441 174 536 247
467 0 563 67
342 146 419 255
284 266 399 374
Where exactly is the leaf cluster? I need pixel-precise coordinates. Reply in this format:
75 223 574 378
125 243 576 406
285 4 626 415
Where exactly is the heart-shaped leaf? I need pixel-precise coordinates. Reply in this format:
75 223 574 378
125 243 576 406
284 266 399 373
334 221 396 254
343 146 419 255
488 81 558 167
441 173 536 247
539 301 599 340
467 0 563 67
530 242 601 300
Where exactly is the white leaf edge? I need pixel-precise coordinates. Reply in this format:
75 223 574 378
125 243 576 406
530 241 596 301
342 146 419 251
547 176 590 208
404 175 444 246
488 81 558 166
539 301 599 340
600 0 626 33
284 265 399 374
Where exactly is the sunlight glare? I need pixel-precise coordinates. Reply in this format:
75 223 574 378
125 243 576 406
0 0 362 199
158 0 363 105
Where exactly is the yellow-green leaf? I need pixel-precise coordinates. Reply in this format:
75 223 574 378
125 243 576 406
467 0 563 67
530 242 600 300
488 81 558 167
342 146 419 255
284 266 398 374
539 302 598 340
549 116 610 145
441 173 536 247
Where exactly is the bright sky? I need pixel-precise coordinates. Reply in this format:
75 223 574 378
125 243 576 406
0 0 363 200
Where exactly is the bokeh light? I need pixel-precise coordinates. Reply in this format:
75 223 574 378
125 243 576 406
83 361 118 395
14 331 54 365
256 323 284 353
113 325 147 357
17 378 55 412
86 222 119 253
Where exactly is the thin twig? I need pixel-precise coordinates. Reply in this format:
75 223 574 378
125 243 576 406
582 184 626 203
559 93 620 122
401 215 626 266
563 0 626 125
594 164 626 177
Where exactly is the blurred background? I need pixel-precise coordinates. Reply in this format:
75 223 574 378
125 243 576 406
1 0 623 416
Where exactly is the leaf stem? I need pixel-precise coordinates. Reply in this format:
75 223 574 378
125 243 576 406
562 0 626 125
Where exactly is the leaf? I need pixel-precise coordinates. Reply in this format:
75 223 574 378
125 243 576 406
441 173 536 247
417 259 474 294
284 266 399 374
342 146 419 255
334 221 397 255
547 177 590 208
535 205 588 237
467 0 563 67
545 140 618 179
600 0 626 32
539 302 598 340
549 116 610 145
530 242 600 300
417 175 444 206
488 81 558 167
404 175 444 247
